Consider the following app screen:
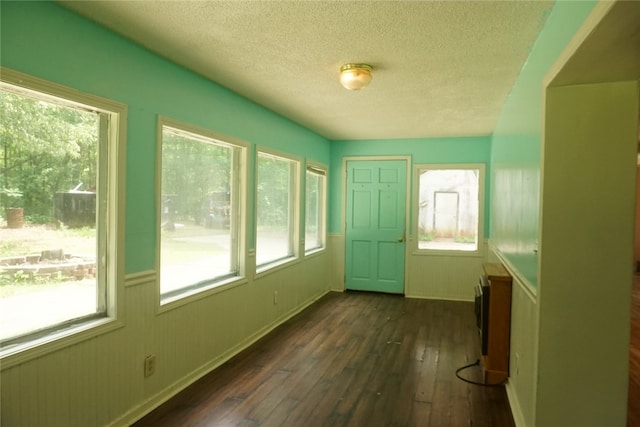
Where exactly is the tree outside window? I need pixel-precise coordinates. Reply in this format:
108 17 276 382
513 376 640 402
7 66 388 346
0 74 123 346
159 122 244 303
256 151 298 267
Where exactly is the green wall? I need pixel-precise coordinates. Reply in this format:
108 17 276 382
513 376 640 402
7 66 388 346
490 0 597 287
329 136 492 234
1 0 598 283
0 1 331 274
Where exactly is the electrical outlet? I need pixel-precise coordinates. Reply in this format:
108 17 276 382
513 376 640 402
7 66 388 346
273 290 278 305
144 355 156 377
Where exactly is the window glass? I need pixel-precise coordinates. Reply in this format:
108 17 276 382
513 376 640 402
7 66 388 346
256 151 298 266
305 166 326 252
159 124 243 302
417 167 482 251
0 80 117 344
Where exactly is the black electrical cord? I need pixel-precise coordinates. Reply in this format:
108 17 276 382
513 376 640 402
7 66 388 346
455 359 507 387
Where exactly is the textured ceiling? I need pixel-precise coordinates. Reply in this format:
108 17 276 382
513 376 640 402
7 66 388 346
59 1 555 140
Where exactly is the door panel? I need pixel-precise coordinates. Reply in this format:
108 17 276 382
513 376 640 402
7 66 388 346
351 241 371 278
379 190 399 229
345 160 407 294
352 191 372 228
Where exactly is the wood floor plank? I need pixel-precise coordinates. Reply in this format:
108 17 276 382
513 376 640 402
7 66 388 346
332 353 379 418
376 373 414 426
408 400 432 426
415 346 439 403
134 291 516 427
468 388 494 427
629 275 640 427
429 379 453 426
215 369 290 425
192 396 244 427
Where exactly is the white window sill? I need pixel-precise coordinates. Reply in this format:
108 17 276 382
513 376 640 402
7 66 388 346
0 316 123 369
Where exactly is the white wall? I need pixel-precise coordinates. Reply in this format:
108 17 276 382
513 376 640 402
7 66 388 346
536 80 638 426
329 232 485 301
1 254 330 426
0 3 334 425
405 241 486 301
488 247 539 426
488 2 601 425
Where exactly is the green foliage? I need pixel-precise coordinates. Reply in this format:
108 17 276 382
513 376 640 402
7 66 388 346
162 130 232 222
257 155 291 227
0 240 21 258
419 232 434 241
0 186 23 208
305 172 319 227
8 269 30 283
0 274 11 287
454 235 476 243
24 213 50 225
0 187 22 198
60 226 95 239
0 90 99 223
0 271 76 298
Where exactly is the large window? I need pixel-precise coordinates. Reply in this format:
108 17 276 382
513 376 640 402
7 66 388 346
159 120 245 303
256 150 299 267
416 164 484 252
305 164 326 253
0 69 124 351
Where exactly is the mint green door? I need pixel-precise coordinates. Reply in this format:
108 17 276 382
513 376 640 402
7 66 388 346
345 160 407 294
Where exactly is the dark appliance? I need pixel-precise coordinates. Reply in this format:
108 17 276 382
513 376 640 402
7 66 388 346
474 274 490 356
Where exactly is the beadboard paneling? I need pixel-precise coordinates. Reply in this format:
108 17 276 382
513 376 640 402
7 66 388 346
1 255 330 427
505 274 538 427
329 232 485 300
327 233 345 291
406 248 486 301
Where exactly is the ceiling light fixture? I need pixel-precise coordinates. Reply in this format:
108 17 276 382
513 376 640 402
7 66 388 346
339 63 373 91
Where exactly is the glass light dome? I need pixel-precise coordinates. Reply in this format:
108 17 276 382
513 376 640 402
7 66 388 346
339 63 373 91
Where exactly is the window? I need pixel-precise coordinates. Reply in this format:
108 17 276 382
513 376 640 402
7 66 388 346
305 164 326 253
0 69 124 351
416 165 484 252
256 150 299 267
159 120 245 303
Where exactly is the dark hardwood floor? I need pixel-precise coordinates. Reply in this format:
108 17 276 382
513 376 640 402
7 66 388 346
133 291 514 427
629 275 640 427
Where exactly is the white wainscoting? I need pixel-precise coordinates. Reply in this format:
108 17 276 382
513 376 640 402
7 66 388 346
406 246 487 301
1 253 331 427
329 232 486 301
327 233 345 292
489 245 538 427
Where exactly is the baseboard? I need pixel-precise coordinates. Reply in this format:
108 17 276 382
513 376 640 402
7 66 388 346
404 293 474 302
505 381 527 427
110 289 331 427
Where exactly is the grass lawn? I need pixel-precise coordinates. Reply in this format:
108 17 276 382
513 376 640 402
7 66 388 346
0 222 230 340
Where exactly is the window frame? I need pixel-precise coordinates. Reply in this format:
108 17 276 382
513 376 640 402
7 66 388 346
156 117 248 308
0 68 126 366
304 162 327 255
255 148 301 273
413 163 485 256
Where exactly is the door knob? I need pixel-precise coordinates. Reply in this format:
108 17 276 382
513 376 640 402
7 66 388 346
398 236 404 242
